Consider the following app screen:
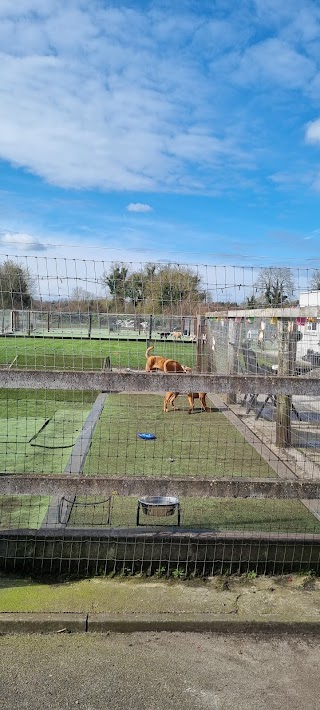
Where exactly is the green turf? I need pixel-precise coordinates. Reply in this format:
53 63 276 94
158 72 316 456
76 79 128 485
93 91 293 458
0 492 319 534
0 418 48 443
0 337 196 370
0 395 94 473
0 495 50 529
31 409 91 449
83 393 275 478
66 495 320 534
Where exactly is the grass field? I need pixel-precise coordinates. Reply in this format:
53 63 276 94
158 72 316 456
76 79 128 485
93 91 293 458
0 345 318 535
1 492 319 534
0 389 96 474
67 495 320 534
0 495 50 529
0 336 196 370
83 393 275 478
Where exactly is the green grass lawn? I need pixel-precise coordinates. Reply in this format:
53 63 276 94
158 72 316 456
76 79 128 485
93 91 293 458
66 495 320 534
0 337 196 370
0 390 96 474
1 492 319 534
0 495 50 529
0 387 318 536
83 393 275 478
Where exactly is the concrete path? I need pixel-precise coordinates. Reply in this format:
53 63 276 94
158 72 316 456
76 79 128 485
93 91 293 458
0 632 320 709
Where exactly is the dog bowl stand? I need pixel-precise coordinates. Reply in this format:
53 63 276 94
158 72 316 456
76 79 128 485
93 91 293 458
136 496 181 526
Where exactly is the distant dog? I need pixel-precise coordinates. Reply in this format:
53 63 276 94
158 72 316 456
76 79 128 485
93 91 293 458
164 391 208 414
145 346 191 373
172 331 182 340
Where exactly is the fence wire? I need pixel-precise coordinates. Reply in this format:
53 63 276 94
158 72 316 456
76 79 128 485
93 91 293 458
0 256 320 573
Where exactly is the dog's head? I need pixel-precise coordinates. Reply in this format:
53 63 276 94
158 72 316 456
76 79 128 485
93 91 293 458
182 365 192 373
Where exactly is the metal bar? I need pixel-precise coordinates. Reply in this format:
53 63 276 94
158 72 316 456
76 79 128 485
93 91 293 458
0 369 320 395
1 475 320 498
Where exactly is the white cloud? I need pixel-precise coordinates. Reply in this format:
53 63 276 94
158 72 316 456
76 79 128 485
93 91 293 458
0 1 258 195
0 231 48 251
127 203 153 212
0 0 318 198
234 38 315 89
305 118 320 143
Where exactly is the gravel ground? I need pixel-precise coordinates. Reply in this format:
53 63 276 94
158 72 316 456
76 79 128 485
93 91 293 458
0 631 319 710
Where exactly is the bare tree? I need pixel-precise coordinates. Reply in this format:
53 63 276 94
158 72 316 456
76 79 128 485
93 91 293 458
310 270 320 291
254 267 295 307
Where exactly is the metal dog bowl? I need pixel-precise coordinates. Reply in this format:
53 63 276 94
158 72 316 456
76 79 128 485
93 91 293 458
137 496 181 525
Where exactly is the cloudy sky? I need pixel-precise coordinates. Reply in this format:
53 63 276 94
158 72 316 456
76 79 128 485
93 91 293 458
1 0 320 277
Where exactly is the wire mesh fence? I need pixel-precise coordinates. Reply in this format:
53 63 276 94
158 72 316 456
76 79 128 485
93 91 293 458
0 255 320 573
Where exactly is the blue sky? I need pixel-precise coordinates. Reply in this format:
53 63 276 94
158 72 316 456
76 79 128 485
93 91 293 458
1 0 320 275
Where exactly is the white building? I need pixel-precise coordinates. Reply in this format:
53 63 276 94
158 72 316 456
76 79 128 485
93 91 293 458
297 290 320 357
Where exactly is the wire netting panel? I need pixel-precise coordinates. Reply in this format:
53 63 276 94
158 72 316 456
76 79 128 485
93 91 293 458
1 531 320 577
0 256 320 570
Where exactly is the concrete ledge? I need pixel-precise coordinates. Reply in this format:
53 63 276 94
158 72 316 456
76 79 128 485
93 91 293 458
0 612 87 634
87 612 320 634
1 612 320 634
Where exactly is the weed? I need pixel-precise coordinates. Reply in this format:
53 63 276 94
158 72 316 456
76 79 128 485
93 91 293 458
171 568 186 580
154 566 167 579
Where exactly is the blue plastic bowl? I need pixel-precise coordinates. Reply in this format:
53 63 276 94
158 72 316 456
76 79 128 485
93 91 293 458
137 432 156 440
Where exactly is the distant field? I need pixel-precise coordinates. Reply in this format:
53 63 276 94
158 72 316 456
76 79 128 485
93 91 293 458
0 337 196 370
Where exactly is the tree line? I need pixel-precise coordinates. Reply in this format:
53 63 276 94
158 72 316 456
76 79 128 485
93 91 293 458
1 260 320 312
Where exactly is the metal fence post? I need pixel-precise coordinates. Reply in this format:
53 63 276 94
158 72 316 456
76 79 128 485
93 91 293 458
276 318 295 447
226 318 241 405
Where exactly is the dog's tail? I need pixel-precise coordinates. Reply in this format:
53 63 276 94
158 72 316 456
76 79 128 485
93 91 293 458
145 346 154 359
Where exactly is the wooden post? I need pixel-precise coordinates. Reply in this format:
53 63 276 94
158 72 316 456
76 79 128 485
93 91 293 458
226 318 241 405
204 318 214 373
148 314 153 345
196 315 206 372
27 310 31 336
88 313 92 339
276 318 295 447
47 312 50 333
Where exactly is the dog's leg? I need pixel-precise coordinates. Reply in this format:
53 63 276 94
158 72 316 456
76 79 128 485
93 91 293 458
164 392 177 412
164 394 170 412
187 393 194 414
169 393 179 410
199 393 208 412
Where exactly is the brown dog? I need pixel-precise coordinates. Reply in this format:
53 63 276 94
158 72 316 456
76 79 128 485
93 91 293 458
164 391 208 414
145 346 191 373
